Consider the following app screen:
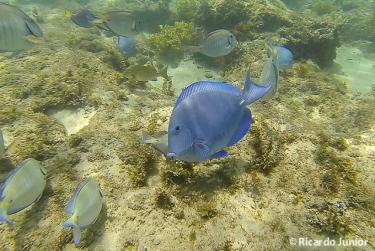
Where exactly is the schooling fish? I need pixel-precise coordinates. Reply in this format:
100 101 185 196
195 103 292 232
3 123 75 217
63 178 103 245
66 9 97 28
185 30 238 57
99 11 141 36
166 71 271 163
0 158 47 226
118 36 136 58
0 3 43 52
266 42 294 70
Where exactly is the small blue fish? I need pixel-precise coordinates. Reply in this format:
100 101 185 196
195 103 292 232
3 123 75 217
117 36 136 58
266 42 294 70
166 71 271 163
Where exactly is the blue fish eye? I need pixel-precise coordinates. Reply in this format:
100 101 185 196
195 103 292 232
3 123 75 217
175 126 180 132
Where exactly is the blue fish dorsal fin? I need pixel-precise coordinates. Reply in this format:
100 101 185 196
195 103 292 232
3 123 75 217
65 179 90 215
229 108 252 146
240 71 271 106
175 81 240 108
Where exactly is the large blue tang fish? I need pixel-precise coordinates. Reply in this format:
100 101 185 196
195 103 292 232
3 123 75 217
165 71 272 163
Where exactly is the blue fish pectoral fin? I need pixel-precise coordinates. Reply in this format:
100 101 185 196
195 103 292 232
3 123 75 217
210 150 229 160
193 140 210 162
240 71 272 106
229 108 252 146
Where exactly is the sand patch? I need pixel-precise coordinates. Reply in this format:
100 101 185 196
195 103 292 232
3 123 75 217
47 107 96 135
330 45 375 93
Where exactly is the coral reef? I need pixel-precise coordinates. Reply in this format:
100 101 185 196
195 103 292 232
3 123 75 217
146 22 195 65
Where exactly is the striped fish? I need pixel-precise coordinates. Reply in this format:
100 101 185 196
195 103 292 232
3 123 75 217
0 3 43 52
186 30 238 57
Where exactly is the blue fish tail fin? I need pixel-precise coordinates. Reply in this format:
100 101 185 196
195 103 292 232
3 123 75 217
64 217 82 245
240 71 271 106
0 208 11 227
73 226 82 245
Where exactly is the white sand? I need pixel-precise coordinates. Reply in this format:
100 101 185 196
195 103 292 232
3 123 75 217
150 59 222 95
331 45 375 93
47 107 96 135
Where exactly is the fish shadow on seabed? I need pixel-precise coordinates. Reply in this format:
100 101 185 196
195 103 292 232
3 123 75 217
164 158 248 198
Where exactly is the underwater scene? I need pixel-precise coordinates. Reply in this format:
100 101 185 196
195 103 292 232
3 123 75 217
0 0 374 250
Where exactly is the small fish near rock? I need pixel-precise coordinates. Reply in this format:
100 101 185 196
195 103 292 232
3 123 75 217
66 9 98 28
99 11 142 37
0 158 47 227
63 178 103 245
185 29 238 57
117 36 136 58
266 41 294 70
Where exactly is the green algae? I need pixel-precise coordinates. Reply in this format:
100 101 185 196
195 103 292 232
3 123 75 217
311 1 337 16
307 201 352 237
247 119 285 175
152 189 175 210
195 201 218 220
117 133 158 187
146 22 195 65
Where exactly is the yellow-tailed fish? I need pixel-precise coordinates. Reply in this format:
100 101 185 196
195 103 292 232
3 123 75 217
63 178 103 245
0 158 47 227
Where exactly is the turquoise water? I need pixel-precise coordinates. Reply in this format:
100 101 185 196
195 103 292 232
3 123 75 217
0 0 374 250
